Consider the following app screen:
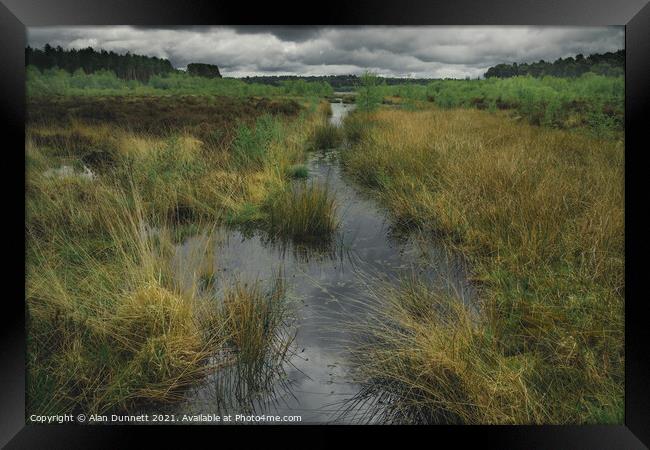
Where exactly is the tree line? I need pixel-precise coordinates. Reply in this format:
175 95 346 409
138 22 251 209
238 74 437 90
26 45 175 82
484 50 624 78
26 44 624 86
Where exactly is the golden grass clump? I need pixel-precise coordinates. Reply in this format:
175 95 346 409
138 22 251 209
113 284 201 350
349 279 535 424
342 106 624 424
263 181 338 242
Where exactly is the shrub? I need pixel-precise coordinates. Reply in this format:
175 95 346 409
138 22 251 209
356 71 384 112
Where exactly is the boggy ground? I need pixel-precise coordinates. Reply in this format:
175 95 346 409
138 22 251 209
27 95 301 147
340 105 624 424
25 95 337 416
25 91 625 425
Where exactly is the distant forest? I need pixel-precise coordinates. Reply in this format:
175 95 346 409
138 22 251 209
26 45 624 87
484 50 624 78
240 50 624 86
25 45 174 82
236 74 436 89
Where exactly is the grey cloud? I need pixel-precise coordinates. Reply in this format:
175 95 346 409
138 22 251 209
27 26 624 78
229 26 326 42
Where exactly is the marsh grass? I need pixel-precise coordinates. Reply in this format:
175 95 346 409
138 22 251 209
220 275 293 388
312 123 343 149
26 179 294 417
25 96 328 416
27 188 223 415
341 106 624 424
263 181 338 242
287 164 309 179
323 101 333 117
344 277 495 424
342 111 373 145
232 114 283 168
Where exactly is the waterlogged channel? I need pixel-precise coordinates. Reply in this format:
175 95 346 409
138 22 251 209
169 103 474 424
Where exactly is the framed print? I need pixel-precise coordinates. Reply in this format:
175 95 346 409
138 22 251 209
1 0 648 447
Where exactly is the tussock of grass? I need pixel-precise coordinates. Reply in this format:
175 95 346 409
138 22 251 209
312 123 343 149
323 102 333 117
342 106 624 424
263 181 338 242
221 276 291 372
287 164 309 179
348 278 534 424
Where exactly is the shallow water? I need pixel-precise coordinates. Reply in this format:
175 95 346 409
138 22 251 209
171 103 474 423
42 164 95 180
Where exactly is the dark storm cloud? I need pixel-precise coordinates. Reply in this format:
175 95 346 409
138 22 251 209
27 26 624 78
229 26 326 42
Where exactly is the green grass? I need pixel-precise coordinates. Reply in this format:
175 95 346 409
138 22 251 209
354 74 623 136
341 105 624 424
287 164 309 179
225 202 264 225
231 114 283 168
27 65 333 98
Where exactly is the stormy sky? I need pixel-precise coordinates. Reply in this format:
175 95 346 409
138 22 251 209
27 26 624 79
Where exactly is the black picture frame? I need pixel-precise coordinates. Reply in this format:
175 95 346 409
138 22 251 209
1 1 648 447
